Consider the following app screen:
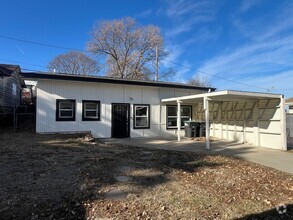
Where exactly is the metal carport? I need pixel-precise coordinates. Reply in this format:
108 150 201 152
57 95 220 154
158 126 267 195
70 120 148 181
161 90 287 151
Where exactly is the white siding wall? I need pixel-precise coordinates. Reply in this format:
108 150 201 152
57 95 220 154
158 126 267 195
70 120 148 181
287 114 293 138
204 99 284 150
36 79 203 138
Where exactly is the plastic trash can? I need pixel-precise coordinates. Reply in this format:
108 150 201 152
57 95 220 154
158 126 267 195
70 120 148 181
199 122 206 137
185 121 200 137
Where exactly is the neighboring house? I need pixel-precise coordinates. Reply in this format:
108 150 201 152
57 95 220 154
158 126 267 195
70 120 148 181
285 97 293 113
0 64 25 116
21 72 214 138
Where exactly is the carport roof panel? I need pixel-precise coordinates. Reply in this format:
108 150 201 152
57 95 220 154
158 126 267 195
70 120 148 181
161 90 283 103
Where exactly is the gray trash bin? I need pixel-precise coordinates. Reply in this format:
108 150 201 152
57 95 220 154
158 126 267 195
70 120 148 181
185 121 200 137
199 122 206 137
184 122 193 137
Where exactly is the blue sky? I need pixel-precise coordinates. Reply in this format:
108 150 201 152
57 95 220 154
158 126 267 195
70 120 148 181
1 0 293 98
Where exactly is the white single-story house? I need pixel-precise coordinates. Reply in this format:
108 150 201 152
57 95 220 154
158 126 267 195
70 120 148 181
21 72 287 151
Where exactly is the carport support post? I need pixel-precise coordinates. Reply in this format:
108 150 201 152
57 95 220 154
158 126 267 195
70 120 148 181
204 97 210 150
280 95 287 151
177 100 182 142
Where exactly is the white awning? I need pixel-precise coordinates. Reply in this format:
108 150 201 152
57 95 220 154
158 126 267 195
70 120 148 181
161 90 283 103
161 90 286 151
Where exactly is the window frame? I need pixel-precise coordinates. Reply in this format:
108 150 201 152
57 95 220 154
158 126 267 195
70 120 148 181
82 100 100 121
166 105 192 129
56 99 76 121
133 104 150 129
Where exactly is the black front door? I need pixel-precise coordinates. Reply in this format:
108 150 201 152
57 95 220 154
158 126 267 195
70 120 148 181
112 103 130 138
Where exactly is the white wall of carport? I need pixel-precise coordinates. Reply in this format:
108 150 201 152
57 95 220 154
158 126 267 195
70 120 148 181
36 79 203 138
194 98 284 150
286 113 293 138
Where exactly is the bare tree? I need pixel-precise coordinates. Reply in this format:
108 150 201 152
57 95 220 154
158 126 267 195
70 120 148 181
87 17 172 80
156 67 176 81
188 74 212 87
48 51 99 75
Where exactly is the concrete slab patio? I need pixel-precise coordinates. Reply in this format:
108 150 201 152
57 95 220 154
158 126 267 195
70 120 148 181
103 137 293 175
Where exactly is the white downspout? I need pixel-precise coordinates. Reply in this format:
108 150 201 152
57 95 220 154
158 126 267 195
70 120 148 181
177 100 182 142
204 96 210 150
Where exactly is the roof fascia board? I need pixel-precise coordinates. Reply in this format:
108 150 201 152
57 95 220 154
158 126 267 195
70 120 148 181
161 90 282 102
161 93 209 102
226 90 282 99
21 72 215 91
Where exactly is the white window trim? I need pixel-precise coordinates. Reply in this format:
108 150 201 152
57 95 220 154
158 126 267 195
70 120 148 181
59 102 74 118
84 103 99 119
56 99 76 121
167 105 192 129
82 100 100 121
134 104 150 129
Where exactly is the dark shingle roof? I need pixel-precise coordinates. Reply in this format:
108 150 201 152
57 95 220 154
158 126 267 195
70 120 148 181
0 64 25 86
0 64 20 75
20 71 216 91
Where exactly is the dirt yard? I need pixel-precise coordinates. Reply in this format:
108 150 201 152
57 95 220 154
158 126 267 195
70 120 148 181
0 131 292 220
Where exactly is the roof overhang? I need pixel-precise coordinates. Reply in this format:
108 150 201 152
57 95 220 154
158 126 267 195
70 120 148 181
161 90 283 103
20 72 216 91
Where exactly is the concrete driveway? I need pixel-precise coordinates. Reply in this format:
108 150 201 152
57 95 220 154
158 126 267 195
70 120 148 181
103 137 293 175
